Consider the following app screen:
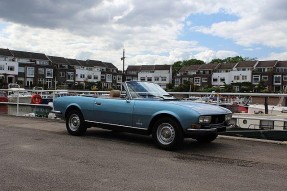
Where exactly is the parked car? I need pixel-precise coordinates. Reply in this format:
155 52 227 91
52 81 232 150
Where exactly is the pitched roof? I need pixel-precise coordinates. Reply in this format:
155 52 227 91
276 61 287 67
86 59 106 67
76 60 86 66
179 65 201 73
141 65 155 70
126 65 141 71
236 61 257 68
217 63 237 70
66 58 81 66
0 48 13 56
47 56 69 64
256 60 277 67
103 62 117 69
199 63 220 70
154 65 171 70
11 50 48 60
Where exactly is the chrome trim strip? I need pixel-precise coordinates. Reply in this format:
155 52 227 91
187 128 217 132
85 120 148 130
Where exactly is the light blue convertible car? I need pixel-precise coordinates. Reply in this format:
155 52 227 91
53 81 232 150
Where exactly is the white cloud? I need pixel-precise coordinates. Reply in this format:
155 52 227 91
193 0 287 49
264 52 287 61
0 0 286 69
194 50 238 63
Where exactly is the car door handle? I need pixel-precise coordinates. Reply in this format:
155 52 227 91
95 102 101 105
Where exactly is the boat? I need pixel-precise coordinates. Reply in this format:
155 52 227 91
7 83 32 103
226 113 287 141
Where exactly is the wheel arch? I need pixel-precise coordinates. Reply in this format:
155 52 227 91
148 113 182 135
65 105 82 119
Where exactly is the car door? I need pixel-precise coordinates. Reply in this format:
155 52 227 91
93 97 134 127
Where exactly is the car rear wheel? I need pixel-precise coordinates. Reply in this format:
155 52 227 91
152 117 183 150
66 110 87 136
196 133 218 143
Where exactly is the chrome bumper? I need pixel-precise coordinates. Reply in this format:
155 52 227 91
185 124 233 136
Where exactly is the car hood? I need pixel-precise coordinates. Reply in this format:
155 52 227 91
168 101 231 115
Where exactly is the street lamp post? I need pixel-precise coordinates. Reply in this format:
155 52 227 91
121 49 125 82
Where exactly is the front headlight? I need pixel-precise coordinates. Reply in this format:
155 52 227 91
225 113 232 121
198 116 212 124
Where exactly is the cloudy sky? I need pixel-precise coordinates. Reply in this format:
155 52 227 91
0 0 286 69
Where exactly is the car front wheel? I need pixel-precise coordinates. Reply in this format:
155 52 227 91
66 110 87 136
152 117 183 150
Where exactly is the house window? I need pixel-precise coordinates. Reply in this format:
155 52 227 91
126 76 132 81
38 78 44 84
60 72 65 77
101 74 105 79
283 75 287 81
194 77 201 84
87 75 92 79
18 67 24 73
113 76 116 80
220 78 225 82
161 77 167 81
154 77 159 81
38 68 44 74
106 74 112 82
253 75 260 84
46 68 53 78
213 78 218 82
80 74 85 79
67 72 74 80
26 78 33 87
242 75 247 81
93 75 98 80
202 78 208 82
46 79 52 88
0 65 5 70
262 76 268 81
182 77 188 83
140 77 145 81
27 67 35 77
175 78 180 85
8 66 15 71
234 76 240 81
147 77 152 81
274 75 281 84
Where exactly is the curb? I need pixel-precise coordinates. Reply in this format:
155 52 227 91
219 135 287 145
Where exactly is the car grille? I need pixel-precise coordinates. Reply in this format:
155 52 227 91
211 115 225 124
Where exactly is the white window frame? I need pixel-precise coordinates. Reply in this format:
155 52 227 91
26 67 35 77
67 72 74 80
46 68 53 78
262 76 268 81
161 77 167 81
253 75 260 84
8 66 15 71
274 75 281 85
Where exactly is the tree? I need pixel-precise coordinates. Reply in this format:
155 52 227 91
210 56 256 64
172 59 204 78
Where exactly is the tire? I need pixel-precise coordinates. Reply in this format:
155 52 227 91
196 133 218 143
66 110 87 136
152 117 183 150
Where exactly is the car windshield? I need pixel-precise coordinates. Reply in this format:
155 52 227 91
125 81 174 100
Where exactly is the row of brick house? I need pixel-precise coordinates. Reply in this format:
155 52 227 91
175 60 287 92
0 48 122 90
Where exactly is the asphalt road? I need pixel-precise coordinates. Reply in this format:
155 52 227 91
1 115 287 191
